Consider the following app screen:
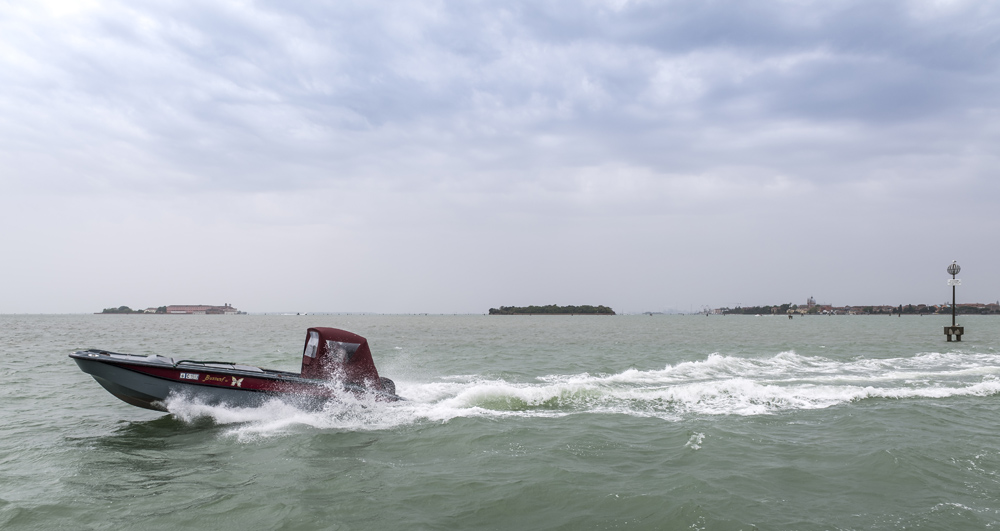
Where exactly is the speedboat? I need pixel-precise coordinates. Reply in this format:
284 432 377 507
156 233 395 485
70 327 399 411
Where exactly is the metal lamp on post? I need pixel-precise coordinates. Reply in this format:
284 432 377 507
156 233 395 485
944 261 963 342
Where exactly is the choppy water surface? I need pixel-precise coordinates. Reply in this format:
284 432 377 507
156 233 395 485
3 314 1000 530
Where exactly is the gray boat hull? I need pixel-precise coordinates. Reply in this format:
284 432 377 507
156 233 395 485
72 356 292 411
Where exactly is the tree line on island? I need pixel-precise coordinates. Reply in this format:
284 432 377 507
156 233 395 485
101 306 167 314
489 305 615 315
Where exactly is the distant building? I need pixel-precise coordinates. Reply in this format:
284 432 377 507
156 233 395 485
166 303 239 315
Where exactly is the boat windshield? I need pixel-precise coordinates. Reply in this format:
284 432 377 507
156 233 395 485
326 341 360 363
304 330 320 358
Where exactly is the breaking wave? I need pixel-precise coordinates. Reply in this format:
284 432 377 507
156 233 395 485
163 350 1000 438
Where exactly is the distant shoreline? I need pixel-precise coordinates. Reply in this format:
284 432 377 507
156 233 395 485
5 312 1000 317
711 302 999 316
97 304 244 315
489 305 615 315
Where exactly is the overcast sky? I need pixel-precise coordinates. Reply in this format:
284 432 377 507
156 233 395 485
1 0 998 314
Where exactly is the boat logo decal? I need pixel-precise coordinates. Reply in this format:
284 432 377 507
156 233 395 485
179 372 199 380
203 375 228 385
231 377 244 388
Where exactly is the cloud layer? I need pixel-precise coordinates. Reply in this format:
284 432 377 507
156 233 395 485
2 0 998 313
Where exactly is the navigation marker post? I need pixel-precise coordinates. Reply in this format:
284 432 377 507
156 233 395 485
944 261 964 342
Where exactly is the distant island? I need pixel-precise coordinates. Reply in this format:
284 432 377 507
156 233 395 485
489 305 615 315
98 304 243 315
100 306 166 314
710 299 1000 316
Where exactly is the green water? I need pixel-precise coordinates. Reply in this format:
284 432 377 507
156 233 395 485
2 314 1000 530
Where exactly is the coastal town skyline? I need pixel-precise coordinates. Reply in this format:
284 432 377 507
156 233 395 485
710 297 1000 316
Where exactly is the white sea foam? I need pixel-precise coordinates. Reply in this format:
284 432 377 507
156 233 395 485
164 390 418 441
685 432 705 450
165 350 1000 436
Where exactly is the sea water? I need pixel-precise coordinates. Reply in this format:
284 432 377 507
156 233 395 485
2 314 1000 530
